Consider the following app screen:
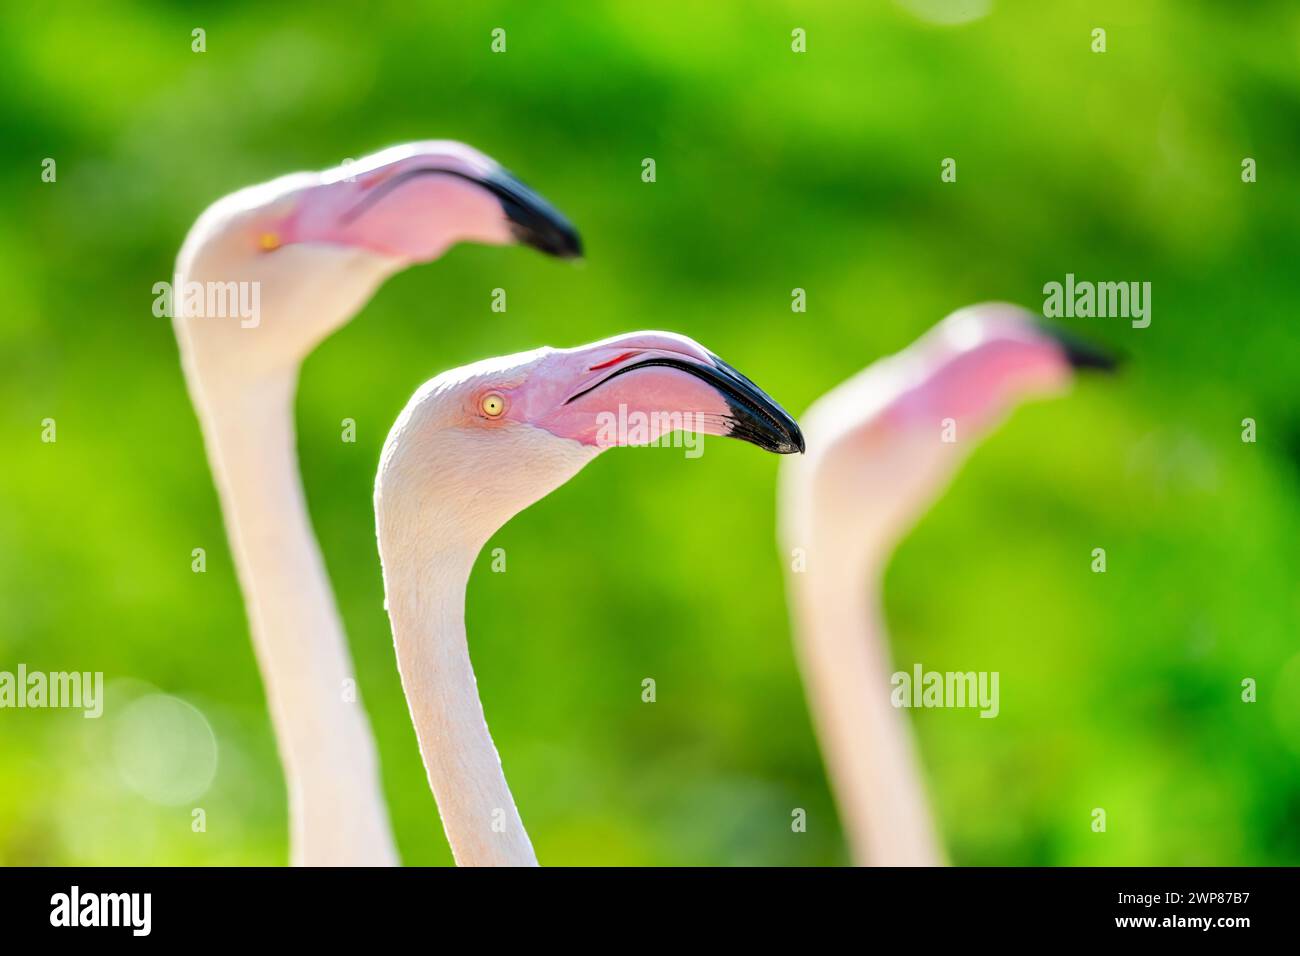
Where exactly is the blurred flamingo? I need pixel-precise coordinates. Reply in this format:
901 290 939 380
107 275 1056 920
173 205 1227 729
173 142 580 865
778 303 1114 866
373 332 803 865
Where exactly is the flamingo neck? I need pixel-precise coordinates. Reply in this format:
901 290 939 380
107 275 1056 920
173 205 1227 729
180 354 398 866
379 540 538 866
786 518 943 867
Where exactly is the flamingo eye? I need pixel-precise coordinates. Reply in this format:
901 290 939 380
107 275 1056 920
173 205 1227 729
480 392 506 418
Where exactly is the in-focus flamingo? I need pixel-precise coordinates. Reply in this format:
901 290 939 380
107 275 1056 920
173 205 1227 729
373 331 804 866
778 303 1114 866
173 141 581 866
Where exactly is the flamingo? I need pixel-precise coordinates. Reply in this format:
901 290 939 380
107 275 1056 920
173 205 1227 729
173 141 581 866
373 331 804 866
777 303 1115 866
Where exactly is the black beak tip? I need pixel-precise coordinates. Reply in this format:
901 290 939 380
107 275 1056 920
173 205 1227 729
707 353 805 455
549 221 583 260
488 167 583 260
504 210 583 260
723 417 805 455
1036 322 1121 373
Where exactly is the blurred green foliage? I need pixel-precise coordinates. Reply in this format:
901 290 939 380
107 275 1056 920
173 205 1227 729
1 0 1297 866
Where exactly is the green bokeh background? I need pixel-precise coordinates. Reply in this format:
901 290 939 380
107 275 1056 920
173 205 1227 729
1 1 1297 866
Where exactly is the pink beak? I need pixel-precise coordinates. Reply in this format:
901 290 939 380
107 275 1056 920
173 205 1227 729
519 332 805 454
278 141 582 262
888 307 1118 427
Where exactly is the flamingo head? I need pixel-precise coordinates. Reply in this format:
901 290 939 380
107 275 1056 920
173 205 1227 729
780 302 1116 564
375 331 804 559
173 141 581 378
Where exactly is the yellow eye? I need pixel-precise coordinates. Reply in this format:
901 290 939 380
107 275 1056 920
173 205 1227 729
480 392 506 418
259 232 282 251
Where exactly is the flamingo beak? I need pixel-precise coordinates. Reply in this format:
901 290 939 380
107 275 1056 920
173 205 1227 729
288 144 583 262
550 347 806 454
337 164 583 259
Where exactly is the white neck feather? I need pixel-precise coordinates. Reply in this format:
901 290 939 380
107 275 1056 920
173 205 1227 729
379 543 537 866
177 337 399 866
784 488 943 867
